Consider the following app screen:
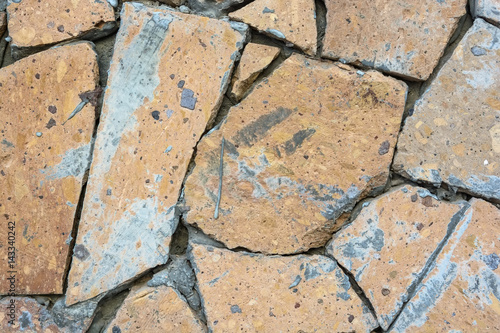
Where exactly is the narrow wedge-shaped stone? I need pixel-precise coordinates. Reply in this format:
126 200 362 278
471 0 500 26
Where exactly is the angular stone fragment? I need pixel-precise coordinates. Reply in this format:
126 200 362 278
391 199 500 332
106 284 205 333
471 0 500 26
66 3 248 305
0 43 98 294
322 0 467 80
394 19 500 201
184 54 406 254
229 0 317 55
0 11 6 37
190 243 378 332
229 43 280 101
327 185 469 330
187 0 246 17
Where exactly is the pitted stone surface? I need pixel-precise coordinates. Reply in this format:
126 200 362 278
394 19 500 201
327 185 469 330
190 243 378 332
229 43 280 101
0 43 98 294
229 0 317 55
391 198 500 332
472 0 500 25
184 54 406 254
322 0 467 80
66 3 248 305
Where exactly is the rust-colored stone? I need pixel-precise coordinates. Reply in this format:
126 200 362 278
0 43 98 295
190 243 378 332
322 0 467 80
184 54 406 254
472 0 500 25
66 3 248 305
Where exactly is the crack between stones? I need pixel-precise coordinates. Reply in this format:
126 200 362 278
315 0 327 58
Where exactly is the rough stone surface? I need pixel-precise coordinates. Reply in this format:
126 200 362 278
394 19 500 201
66 3 248 305
472 0 500 25
190 243 378 332
160 0 186 7
184 54 406 254
0 11 6 37
229 42 280 101
229 0 317 55
187 0 245 17
322 0 467 80
327 185 469 330
106 284 205 333
0 43 98 294
391 198 500 332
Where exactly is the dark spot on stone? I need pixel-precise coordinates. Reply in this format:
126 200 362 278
416 223 424 231
263 6 275 13
378 140 390 155
145 179 150 183
151 111 160 120
35 73 40 79
282 128 316 155
57 25 65 32
183 118 189 123
112 326 122 333
180 89 197 110
230 305 242 313
317 299 323 304
48 105 57 114
348 314 355 323
294 302 301 308
421 196 433 207
381 288 390 296
79 87 103 107
107 189 112 196
411 194 418 202
19 311 33 330
1 139 14 148
170 74 175 79
177 80 185 88
471 46 487 56
46 118 56 129
483 253 500 270
74 244 90 261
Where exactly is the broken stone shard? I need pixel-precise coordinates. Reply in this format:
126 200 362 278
327 185 469 330
322 0 467 80
229 0 317 55
0 42 98 295
471 0 500 26
184 54 406 254
394 19 500 201
189 243 378 332
391 198 500 332
66 3 248 306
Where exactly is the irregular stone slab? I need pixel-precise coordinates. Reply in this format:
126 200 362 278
0 43 98 295
229 43 280 101
327 185 469 330
184 54 407 254
322 0 467 80
391 199 500 332
471 0 500 26
106 284 205 333
190 243 378 332
394 19 500 201
229 0 317 55
66 3 248 306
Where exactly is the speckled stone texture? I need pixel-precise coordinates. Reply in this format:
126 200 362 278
472 0 500 25
391 198 500 332
184 54 406 254
394 19 500 201
322 0 467 80
66 3 248 305
0 42 98 295
327 185 469 330
190 243 378 332
229 0 317 55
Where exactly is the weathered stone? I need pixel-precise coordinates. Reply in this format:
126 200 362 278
184 54 406 254
160 0 186 7
229 43 280 101
106 284 205 333
190 243 378 332
327 185 469 330
7 0 116 56
0 43 98 294
229 0 317 55
471 0 500 26
322 0 467 80
391 198 500 332
394 19 500 201
187 0 245 17
0 11 6 37
66 3 248 305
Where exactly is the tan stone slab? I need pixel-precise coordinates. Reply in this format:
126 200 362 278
0 43 98 295
190 243 378 332
66 3 248 306
229 43 280 101
472 0 500 25
184 54 406 254
394 19 500 201
0 12 6 37
327 185 469 330
106 284 205 332
391 198 500 332
322 0 467 80
229 0 317 55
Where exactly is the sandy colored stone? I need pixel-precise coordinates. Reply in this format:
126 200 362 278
394 19 500 201
327 185 469 330
184 54 406 254
0 12 6 37
66 3 248 306
0 43 98 295
106 284 205 333
229 0 317 55
391 198 500 332
229 43 280 101
472 0 500 25
322 0 467 80
190 243 378 332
